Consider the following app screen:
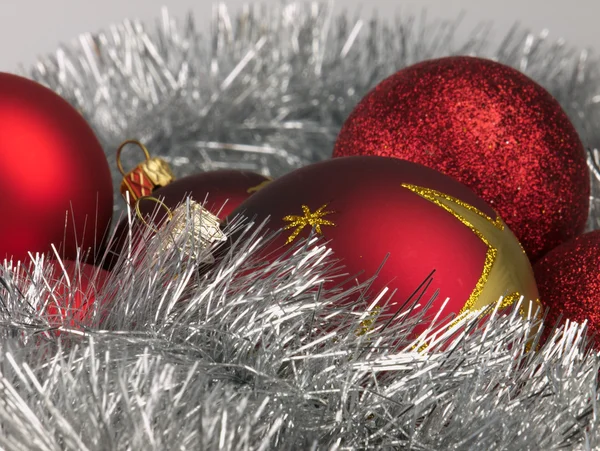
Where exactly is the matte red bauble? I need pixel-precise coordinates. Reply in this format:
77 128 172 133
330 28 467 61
44 260 111 327
103 170 270 269
0 73 113 263
534 231 600 348
333 56 589 262
141 169 271 220
227 156 541 331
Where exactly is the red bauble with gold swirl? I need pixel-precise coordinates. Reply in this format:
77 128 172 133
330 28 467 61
227 156 540 330
333 56 589 262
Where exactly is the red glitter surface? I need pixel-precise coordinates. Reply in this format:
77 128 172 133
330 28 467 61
534 230 600 348
333 56 589 262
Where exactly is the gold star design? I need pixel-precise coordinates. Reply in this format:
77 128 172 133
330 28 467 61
282 204 335 244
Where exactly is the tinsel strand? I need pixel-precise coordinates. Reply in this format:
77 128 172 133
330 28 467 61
25 3 600 228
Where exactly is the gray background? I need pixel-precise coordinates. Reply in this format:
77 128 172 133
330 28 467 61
1 0 596 71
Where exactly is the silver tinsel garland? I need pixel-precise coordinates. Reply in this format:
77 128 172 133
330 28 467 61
0 2 596 449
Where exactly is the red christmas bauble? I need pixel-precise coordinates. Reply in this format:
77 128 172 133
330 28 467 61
142 170 272 220
228 156 540 332
103 170 270 269
333 56 589 262
0 73 113 263
43 260 111 327
533 230 600 348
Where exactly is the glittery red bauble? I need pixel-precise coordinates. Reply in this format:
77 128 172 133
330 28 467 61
228 156 540 332
333 56 589 262
44 260 111 327
534 231 600 348
0 73 113 263
103 170 270 269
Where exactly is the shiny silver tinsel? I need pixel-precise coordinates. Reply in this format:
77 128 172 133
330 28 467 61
0 2 596 450
0 217 597 450
24 2 600 227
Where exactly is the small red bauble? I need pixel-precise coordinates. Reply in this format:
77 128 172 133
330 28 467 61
227 156 540 331
333 56 589 262
43 260 111 327
141 169 272 220
0 73 113 263
533 230 600 348
103 170 270 269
